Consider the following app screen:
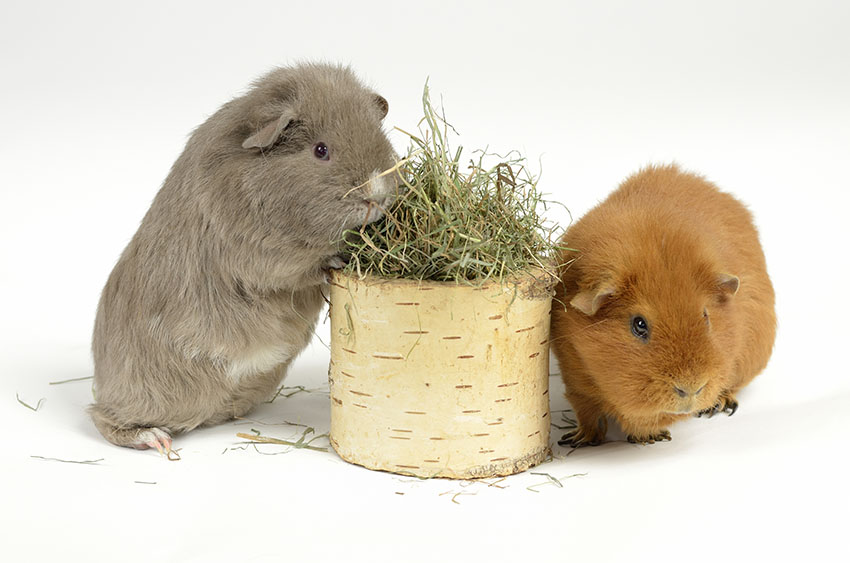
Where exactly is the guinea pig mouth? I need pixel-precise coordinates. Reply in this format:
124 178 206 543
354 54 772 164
358 198 387 224
345 169 399 204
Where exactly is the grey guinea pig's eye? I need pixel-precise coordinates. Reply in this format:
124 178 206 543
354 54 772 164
313 142 330 161
631 315 650 340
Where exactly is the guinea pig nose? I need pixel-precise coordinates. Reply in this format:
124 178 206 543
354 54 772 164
674 386 688 398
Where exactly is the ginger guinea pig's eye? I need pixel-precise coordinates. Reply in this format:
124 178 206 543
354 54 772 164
704 308 710 326
313 142 330 161
631 315 650 340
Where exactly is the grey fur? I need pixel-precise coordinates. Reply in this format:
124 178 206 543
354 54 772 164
90 63 397 450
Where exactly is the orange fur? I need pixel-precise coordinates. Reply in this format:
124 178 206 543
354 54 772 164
551 164 776 445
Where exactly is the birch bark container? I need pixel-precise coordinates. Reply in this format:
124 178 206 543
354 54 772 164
328 270 554 479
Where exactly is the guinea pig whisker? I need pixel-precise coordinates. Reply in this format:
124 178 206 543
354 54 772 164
331 209 357 244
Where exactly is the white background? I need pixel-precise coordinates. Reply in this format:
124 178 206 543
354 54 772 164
2 1 849 561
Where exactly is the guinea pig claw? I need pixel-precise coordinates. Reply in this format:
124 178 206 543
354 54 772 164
627 430 671 445
148 439 165 455
557 431 578 447
134 427 175 459
696 404 720 418
321 255 350 284
324 255 349 270
697 396 739 418
558 430 602 448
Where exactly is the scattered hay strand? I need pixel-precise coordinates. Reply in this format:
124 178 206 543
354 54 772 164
248 443 296 456
439 490 478 505
16 393 44 412
232 416 311 428
551 409 578 430
49 376 93 385
222 445 251 454
236 427 329 453
478 477 508 489
526 472 587 493
266 384 328 403
343 82 566 285
530 472 564 488
31 456 103 465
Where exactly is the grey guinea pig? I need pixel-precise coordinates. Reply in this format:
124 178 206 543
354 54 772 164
90 63 398 453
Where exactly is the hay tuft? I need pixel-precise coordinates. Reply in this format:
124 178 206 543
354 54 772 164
343 83 567 284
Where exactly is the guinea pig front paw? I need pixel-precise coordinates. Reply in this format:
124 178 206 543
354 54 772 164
323 255 349 271
626 429 672 445
696 392 739 418
319 255 350 284
557 427 604 448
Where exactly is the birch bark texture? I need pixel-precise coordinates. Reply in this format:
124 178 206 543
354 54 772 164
328 271 554 479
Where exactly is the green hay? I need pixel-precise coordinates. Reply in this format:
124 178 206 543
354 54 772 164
236 427 329 453
31 456 103 465
439 490 478 505
550 409 578 431
49 376 93 385
529 472 564 488
266 384 328 404
526 472 587 493
232 416 311 428
343 82 567 284
16 393 44 412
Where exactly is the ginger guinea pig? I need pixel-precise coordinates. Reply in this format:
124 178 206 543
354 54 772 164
90 63 398 454
551 164 776 446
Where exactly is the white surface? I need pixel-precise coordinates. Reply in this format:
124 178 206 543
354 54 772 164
2 1 849 561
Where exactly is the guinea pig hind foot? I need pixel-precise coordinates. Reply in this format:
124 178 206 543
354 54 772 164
110 425 176 458
131 427 176 458
90 404 176 457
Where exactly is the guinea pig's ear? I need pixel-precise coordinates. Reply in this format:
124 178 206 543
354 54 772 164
372 94 389 120
242 111 296 150
570 284 616 316
716 273 740 296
